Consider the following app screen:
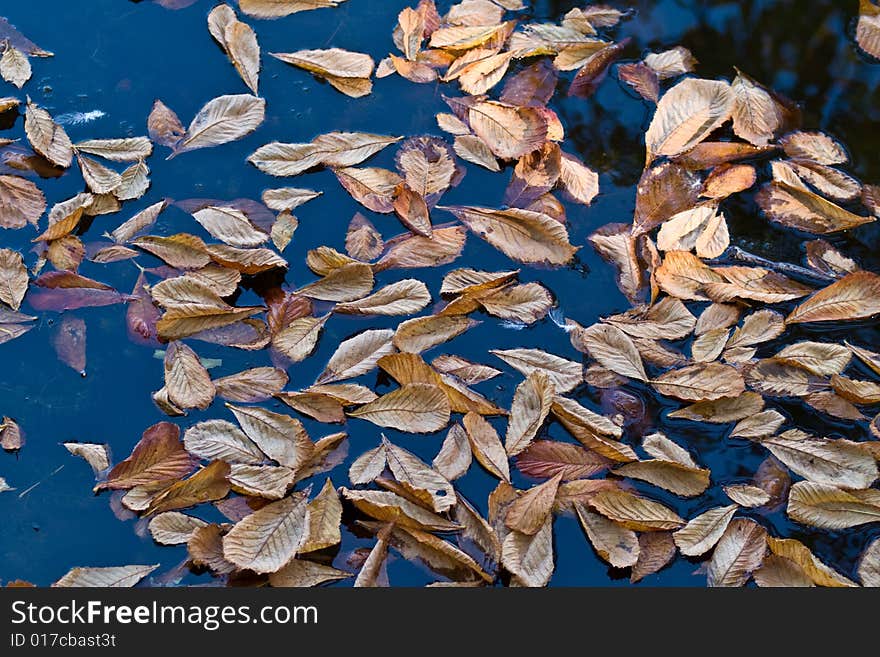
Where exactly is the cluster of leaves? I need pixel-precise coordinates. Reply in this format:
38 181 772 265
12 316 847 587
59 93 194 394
2 0 880 588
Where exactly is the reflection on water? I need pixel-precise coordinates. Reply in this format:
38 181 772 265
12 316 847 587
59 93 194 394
0 0 878 586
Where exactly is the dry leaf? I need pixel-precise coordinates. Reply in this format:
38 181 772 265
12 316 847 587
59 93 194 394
645 78 733 163
761 434 877 489
706 518 767 587
54 565 158 588
463 411 510 482
227 404 314 470
96 422 195 491
172 94 265 156
787 271 880 323
239 0 348 19
673 504 738 556
222 491 310 573
271 49 373 98
575 503 640 568
787 481 880 529
348 383 451 433
25 100 73 167
589 489 684 531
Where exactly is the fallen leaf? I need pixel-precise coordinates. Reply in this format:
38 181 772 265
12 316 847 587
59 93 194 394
349 383 450 433
96 422 195 491
575 504 640 568
172 94 265 156
589 489 684 531
673 504 738 556
51 315 87 375
54 565 158 588
271 49 373 98
223 491 310 573
706 518 767 587
644 78 733 163
463 411 510 482
787 271 880 323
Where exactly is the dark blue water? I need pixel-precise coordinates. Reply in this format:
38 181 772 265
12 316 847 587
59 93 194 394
1 0 878 586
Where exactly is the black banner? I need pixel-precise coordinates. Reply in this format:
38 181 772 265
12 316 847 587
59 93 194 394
0 587 867 652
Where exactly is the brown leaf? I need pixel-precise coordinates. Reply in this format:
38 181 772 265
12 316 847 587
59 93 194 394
334 167 401 213
172 94 265 156
630 532 676 582
348 383 450 433
146 460 232 514
164 341 215 410
271 49 373 98
227 404 314 471
433 424 472 481
222 491 310 573
490 348 582 393
673 504 738 556
383 437 455 513
51 315 86 375
300 478 342 552
0 175 45 228
730 70 784 146
342 488 460 532
345 213 384 261
706 518 767 587
316 328 395 384
25 100 73 168
644 78 733 163
780 131 847 165
214 367 288 402
787 271 880 323
615 459 710 497
148 100 185 149
208 5 260 94
238 0 347 19
787 481 880 530
576 323 647 381
467 101 548 160
0 249 27 310
618 62 660 103
575 503 640 568
463 411 510 482
633 162 702 236
651 362 745 402
588 223 646 303
97 422 195 491
589 489 684 531
516 440 610 481
505 474 562 535
756 181 873 234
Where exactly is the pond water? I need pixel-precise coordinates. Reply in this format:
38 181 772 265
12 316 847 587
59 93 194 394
1 0 878 587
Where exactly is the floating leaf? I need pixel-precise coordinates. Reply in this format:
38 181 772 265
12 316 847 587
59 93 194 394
575 504 639 568
271 49 373 98
96 422 195 491
222 491 310 573
348 383 450 433
787 271 880 323
673 504 738 556
148 99 185 148
644 78 733 163
463 411 510 482
706 518 767 587
761 434 877 489
0 249 27 310
787 481 880 530
173 94 265 156
25 100 73 167
54 565 158 588
238 0 348 19
589 489 684 531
